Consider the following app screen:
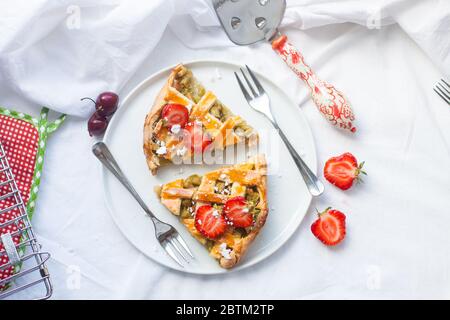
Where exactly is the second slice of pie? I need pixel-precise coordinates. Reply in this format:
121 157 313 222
155 155 268 269
143 64 257 175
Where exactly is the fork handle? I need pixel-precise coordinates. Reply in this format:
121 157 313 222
272 34 357 133
273 123 324 197
92 142 158 221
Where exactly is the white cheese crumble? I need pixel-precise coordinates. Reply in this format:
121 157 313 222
197 219 202 225
156 146 167 155
219 173 231 187
212 209 220 218
242 207 249 213
219 243 232 260
171 124 181 134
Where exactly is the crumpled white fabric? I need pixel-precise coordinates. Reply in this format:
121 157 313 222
0 0 448 117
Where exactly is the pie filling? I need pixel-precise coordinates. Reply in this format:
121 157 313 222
173 67 205 104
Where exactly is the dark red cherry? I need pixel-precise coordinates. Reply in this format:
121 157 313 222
88 113 108 137
82 92 119 117
95 92 119 117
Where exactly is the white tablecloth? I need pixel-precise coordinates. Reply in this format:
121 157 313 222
1 0 450 299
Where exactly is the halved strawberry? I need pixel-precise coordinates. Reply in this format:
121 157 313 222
161 104 189 129
311 208 346 246
324 152 366 190
195 205 227 239
184 121 212 153
223 196 253 228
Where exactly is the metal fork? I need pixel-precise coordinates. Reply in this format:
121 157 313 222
235 65 324 197
92 142 194 267
434 79 450 105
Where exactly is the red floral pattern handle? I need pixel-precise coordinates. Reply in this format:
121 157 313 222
272 35 356 133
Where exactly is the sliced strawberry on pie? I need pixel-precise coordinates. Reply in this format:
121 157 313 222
195 205 227 239
223 197 253 228
161 103 189 130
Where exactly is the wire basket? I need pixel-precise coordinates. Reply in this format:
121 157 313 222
0 142 52 300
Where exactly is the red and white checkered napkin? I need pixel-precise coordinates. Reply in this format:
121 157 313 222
0 115 39 286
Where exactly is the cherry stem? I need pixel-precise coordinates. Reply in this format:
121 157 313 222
81 97 96 104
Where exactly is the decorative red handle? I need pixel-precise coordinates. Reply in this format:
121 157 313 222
272 35 356 133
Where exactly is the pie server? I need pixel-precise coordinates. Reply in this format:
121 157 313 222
213 0 356 133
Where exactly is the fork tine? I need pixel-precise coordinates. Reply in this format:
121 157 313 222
240 68 258 97
436 84 450 101
162 241 184 267
441 79 450 88
234 72 252 102
174 234 194 258
438 82 450 95
246 65 266 94
434 87 450 105
168 238 190 263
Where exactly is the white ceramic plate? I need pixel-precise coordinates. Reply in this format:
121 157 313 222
102 60 317 274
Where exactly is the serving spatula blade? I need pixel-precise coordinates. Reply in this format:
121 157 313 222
212 0 286 45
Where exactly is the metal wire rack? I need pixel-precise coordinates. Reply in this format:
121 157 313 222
0 142 52 300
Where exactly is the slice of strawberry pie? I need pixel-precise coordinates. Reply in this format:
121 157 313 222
143 64 257 175
155 155 268 269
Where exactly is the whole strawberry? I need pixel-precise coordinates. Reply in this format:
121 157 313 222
324 152 366 190
311 208 346 246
